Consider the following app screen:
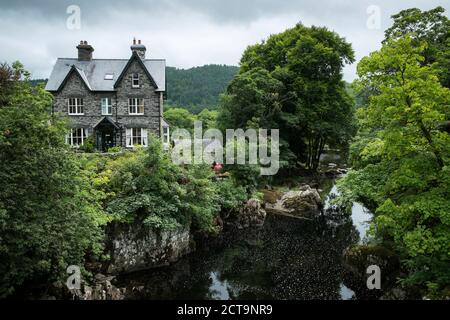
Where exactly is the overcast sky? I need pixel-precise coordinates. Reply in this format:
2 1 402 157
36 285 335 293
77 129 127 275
0 0 449 81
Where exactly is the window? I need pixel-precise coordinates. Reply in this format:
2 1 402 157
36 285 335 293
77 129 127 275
128 98 144 115
101 97 112 115
126 128 148 147
104 73 114 80
163 127 170 145
68 98 84 115
66 128 87 147
132 73 139 88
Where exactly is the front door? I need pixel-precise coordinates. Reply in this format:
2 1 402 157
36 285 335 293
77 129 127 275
96 128 115 152
94 117 119 152
102 129 114 151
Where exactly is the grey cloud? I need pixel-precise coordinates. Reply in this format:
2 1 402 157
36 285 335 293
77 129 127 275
0 0 449 80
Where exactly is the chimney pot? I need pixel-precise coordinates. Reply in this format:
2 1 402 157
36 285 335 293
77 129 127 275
131 39 146 59
77 41 94 61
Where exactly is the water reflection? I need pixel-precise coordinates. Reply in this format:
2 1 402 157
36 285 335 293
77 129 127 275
115 179 372 300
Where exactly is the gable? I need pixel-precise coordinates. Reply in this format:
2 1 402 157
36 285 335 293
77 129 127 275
57 65 92 92
58 67 92 94
114 52 158 89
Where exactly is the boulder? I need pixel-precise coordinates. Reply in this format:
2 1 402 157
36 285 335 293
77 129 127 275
280 185 322 218
69 274 125 300
342 245 401 299
234 198 267 229
107 223 193 274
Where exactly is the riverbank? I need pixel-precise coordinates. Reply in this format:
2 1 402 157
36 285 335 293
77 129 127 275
78 173 386 300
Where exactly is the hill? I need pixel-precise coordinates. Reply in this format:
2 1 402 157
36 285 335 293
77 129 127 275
166 64 239 113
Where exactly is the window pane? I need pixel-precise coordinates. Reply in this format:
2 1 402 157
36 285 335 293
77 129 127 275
138 99 144 114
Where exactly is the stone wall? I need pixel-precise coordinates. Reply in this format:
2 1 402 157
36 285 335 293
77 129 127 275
107 222 193 274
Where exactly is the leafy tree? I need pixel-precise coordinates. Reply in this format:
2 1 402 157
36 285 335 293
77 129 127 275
197 109 218 130
384 6 450 88
103 138 246 233
164 107 197 132
0 62 108 297
339 36 450 298
218 23 356 171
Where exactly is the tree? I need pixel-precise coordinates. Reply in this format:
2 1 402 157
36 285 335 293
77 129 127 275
197 109 218 130
218 23 356 171
164 107 197 132
0 62 108 297
384 6 450 88
340 36 450 298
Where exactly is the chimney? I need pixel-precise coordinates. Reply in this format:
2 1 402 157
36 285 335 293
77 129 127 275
131 38 146 59
76 40 94 61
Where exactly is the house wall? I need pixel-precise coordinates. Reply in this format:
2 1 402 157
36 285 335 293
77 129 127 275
51 60 162 149
114 59 161 147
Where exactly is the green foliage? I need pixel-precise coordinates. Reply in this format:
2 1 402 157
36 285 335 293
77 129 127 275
107 146 122 153
164 107 218 132
384 6 450 88
166 65 239 113
94 137 248 234
339 35 450 298
0 62 108 297
164 107 197 132
80 135 94 153
218 23 356 171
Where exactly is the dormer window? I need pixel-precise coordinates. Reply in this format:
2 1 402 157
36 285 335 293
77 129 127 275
104 73 114 80
132 73 139 88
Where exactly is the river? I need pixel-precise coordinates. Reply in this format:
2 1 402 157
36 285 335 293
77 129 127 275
115 178 374 300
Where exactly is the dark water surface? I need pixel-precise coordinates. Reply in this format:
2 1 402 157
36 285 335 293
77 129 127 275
116 179 373 300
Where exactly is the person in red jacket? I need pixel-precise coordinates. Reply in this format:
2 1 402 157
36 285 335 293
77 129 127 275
212 161 222 174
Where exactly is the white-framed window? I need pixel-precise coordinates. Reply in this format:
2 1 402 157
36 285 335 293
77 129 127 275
163 126 170 145
66 128 87 147
126 128 148 147
101 97 112 115
128 98 144 115
68 98 84 115
132 73 140 88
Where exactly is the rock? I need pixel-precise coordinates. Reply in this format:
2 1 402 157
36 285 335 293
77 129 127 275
342 245 400 299
328 163 337 168
279 185 322 218
107 223 193 274
262 189 281 204
234 198 267 229
380 288 407 300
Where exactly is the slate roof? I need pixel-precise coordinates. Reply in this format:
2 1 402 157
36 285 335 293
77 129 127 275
45 55 166 92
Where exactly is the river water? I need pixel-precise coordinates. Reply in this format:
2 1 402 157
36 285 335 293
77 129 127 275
116 178 374 300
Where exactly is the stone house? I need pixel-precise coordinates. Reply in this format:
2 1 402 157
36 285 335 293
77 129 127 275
45 39 170 151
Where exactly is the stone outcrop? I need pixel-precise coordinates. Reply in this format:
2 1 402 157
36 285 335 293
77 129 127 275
107 223 193 274
268 185 322 218
342 245 401 299
233 198 267 229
